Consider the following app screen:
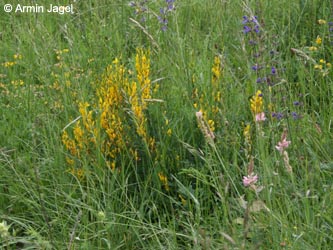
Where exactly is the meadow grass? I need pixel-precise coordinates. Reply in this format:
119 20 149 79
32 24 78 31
1 0 333 249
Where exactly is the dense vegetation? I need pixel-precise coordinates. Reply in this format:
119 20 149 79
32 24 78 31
1 0 333 249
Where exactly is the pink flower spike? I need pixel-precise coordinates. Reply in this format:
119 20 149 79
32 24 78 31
243 174 258 187
275 138 291 153
255 112 266 122
195 111 203 119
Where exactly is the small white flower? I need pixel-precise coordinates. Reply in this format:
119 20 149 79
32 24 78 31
0 220 10 238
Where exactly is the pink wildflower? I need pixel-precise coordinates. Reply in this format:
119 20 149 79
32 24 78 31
255 112 266 122
243 174 258 187
195 110 215 141
195 111 203 119
275 138 291 153
275 129 291 153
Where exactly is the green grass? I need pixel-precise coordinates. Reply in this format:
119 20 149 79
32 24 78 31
1 0 333 249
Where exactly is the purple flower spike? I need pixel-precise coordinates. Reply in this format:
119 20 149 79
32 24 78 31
243 25 251 34
291 112 299 120
272 112 284 120
252 16 258 22
254 25 260 33
252 64 261 71
165 0 175 11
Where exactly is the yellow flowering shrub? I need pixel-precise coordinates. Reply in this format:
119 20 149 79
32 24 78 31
62 48 154 179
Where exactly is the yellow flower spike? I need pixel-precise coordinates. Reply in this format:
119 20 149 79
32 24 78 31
153 83 159 93
2 61 16 67
149 137 155 151
192 74 196 83
214 91 221 102
243 124 251 138
326 63 332 68
179 194 187 206
250 90 263 114
318 19 326 24
315 36 322 45
158 172 170 191
13 54 22 60
208 120 215 131
76 168 85 180
110 162 116 170
135 48 151 101
73 122 85 149
65 157 75 166
62 131 77 156
243 124 252 158
167 128 172 136
112 58 119 64
309 46 318 51
212 106 219 114
314 64 323 70
319 59 326 64
211 55 222 84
